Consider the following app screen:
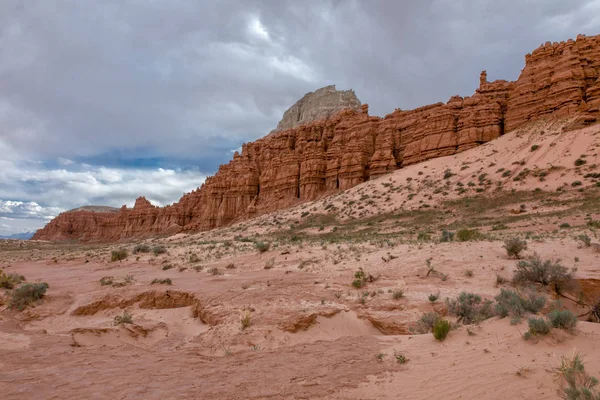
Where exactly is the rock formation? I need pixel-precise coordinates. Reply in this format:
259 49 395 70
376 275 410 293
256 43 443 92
33 34 600 242
276 85 361 130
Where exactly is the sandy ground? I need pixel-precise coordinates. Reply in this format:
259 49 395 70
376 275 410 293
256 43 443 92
2 120 600 399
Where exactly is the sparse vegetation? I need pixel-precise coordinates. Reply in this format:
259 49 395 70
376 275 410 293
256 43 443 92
391 289 404 299
440 229 455 242
9 282 49 310
456 228 483 242
264 257 275 269
555 352 600 400
114 311 133 325
527 316 551 336
151 278 172 285
111 249 128 262
207 267 222 276
0 270 25 289
446 292 493 325
152 246 167 256
255 241 270 253
432 319 451 341
577 234 592 248
503 237 528 259
547 309 577 331
513 255 572 286
428 292 440 303
575 158 587 167
132 244 151 254
494 289 546 318
240 311 252 330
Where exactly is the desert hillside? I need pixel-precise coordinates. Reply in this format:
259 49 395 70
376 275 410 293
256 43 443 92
2 119 600 399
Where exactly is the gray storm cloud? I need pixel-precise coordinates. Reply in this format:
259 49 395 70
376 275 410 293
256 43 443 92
1 0 599 233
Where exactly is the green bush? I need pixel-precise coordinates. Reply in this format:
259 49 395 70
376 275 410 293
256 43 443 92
446 292 494 324
152 246 167 256
513 255 571 286
432 319 451 341
575 158 587 167
548 309 577 331
255 241 270 253
111 249 128 262
527 317 551 335
456 229 483 242
494 289 546 318
9 283 49 310
132 244 151 254
503 237 528 259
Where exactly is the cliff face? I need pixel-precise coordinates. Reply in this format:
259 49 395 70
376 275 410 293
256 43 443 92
33 34 600 242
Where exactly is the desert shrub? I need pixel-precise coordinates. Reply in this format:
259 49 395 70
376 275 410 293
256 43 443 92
391 289 404 299
417 232 431 241
530 145 540 152
548 309 578 331
189 253 200 263
494 289 546 318
111 249 128 262
413 312 441 334
443 169 454 179
226 263 236 269
152 246 167 256
446 292 494 324
240 311 251 330
352 279 364 288
114 311 133 325
503 237 528 259
207 267 222 276
394 351 409 364
0 271 25 289
151 278 172 285
132 244 151 254
464 269 474 277
428 292 440 303
577 234 592 248
100 276 114 286
264 257 275 269
161 264 174 270
255 241 270 253
513 255 571 286
560 223 571 229
496 274 508 285
9 282 49 310
432 319 451 341
527 317 551 335
440 230 455 242
556 353 600 400
575 158 587 167
456 229 483 242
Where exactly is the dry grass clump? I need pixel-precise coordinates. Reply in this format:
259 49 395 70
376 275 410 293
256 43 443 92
111 249 128 262
9 282 49 310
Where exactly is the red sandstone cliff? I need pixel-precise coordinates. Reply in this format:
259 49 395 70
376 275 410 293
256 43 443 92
33 34 600 242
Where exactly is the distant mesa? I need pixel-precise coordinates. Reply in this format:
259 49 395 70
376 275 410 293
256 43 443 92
33 33 600 242
275 85 361 131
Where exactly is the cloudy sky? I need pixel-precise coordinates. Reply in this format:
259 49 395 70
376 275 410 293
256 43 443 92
1 0 600 234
